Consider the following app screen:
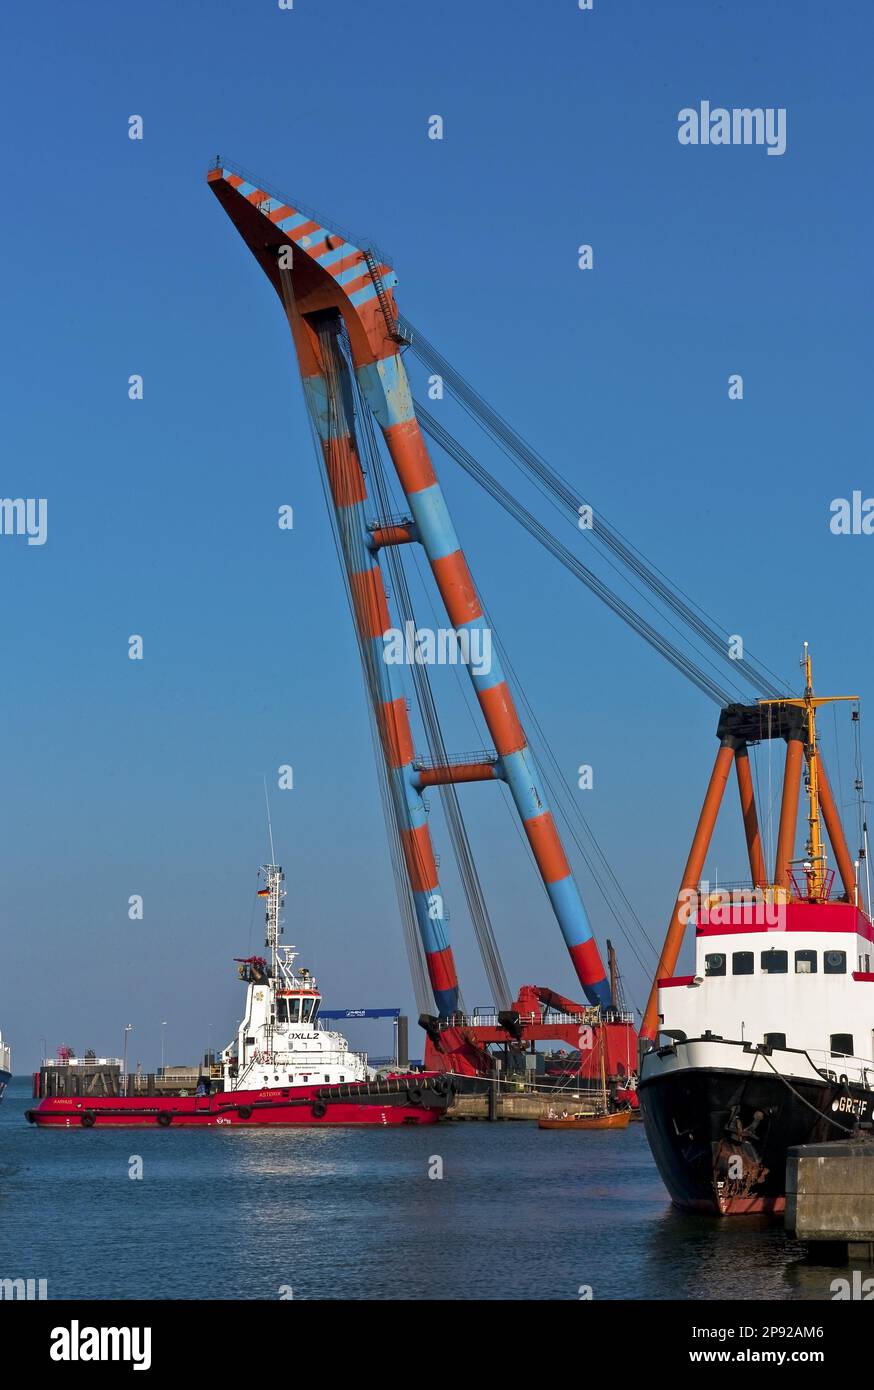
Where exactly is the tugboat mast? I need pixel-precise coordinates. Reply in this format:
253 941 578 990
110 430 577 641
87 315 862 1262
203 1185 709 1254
262 862 285 961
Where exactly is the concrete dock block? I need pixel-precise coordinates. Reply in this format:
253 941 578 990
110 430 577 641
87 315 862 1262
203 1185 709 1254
786 1141 874 1244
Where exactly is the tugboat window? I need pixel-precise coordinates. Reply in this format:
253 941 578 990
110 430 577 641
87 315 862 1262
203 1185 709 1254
287 998 301 1023
830 1033 854 1057
824 951 847 975
761 949 788 974
732 951 754 975
705 953 726 976
795 950 817 974
300 998 314 1023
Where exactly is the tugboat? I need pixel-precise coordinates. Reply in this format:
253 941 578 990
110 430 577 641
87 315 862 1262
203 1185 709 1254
639 648 874 1213
27 863 454 1128
0 1030 11 1103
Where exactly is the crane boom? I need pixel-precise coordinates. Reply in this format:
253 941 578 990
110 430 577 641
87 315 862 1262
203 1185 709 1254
207 160 611 1010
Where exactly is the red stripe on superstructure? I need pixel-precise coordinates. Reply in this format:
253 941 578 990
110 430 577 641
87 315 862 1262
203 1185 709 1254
695 921 874 942
431 550 483 628
569 938 605 986
426 946 457 993
658 976 696 988
477 682 526 755
382 420 438 492
524 811 571 885
349 566 391 639
379 697 415 769
400 824 439 893
852 972 874 982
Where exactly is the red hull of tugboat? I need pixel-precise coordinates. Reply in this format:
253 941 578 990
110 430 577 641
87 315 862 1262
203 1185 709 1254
26 1075 451 1129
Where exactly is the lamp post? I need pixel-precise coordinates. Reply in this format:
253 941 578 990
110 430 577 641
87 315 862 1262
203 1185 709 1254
160 1021 167 1077
122 1024 133 1093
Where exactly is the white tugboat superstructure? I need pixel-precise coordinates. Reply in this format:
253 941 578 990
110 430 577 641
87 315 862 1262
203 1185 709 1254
221 864 369 1093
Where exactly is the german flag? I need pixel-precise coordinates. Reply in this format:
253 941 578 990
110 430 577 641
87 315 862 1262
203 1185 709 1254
256 888 270 898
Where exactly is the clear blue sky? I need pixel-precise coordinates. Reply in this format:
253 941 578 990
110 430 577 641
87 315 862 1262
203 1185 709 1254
2 0 872 1069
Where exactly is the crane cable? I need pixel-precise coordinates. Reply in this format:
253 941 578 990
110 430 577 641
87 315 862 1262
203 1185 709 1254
402 318 788 700
415 402 738 707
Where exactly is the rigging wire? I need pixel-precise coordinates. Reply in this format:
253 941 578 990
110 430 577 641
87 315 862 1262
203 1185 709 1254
402 319 789 699
415 403 743 707
483 611 659 986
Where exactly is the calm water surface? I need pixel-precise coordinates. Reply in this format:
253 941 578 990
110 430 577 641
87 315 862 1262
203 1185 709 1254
0 1078 857 1300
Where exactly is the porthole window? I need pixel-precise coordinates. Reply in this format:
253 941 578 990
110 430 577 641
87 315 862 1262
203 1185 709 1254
761 949 788 975
732 951 754 976
824 950 847 975
705 953 726 977
830 1033 854 1057
795 950 817 975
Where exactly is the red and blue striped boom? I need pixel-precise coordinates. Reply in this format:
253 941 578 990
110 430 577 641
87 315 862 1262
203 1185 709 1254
208 163 611 1011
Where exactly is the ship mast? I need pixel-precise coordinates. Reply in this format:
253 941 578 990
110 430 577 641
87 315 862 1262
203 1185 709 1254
802 644 825 900
262 863 286 967
758 644 857 903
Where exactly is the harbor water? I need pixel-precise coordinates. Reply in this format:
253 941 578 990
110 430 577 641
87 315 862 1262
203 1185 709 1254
0 1078 861 1300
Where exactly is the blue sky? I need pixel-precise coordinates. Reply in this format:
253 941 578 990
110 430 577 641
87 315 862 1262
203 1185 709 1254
2 0 872 1069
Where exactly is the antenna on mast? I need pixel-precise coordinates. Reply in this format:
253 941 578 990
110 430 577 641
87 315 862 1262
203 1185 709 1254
263 776 277 865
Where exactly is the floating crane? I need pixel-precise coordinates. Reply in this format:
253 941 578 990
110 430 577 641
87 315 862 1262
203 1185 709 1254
207 159 866 1089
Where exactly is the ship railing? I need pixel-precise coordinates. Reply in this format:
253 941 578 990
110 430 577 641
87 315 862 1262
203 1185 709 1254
413 749 499 771
807 1049 874 1088
438 1010 635 1030
695 878 850 905
41 1056 123 1068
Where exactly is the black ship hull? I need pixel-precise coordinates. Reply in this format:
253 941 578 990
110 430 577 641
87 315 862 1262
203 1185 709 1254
639 1049 873 1215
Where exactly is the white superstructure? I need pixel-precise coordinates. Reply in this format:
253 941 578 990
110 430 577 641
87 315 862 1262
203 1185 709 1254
658 896 874 1088
0 1030 11 1100
220 865 368 1092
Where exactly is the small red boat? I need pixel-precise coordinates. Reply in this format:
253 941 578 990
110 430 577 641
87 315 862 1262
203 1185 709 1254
27 862 454 1129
